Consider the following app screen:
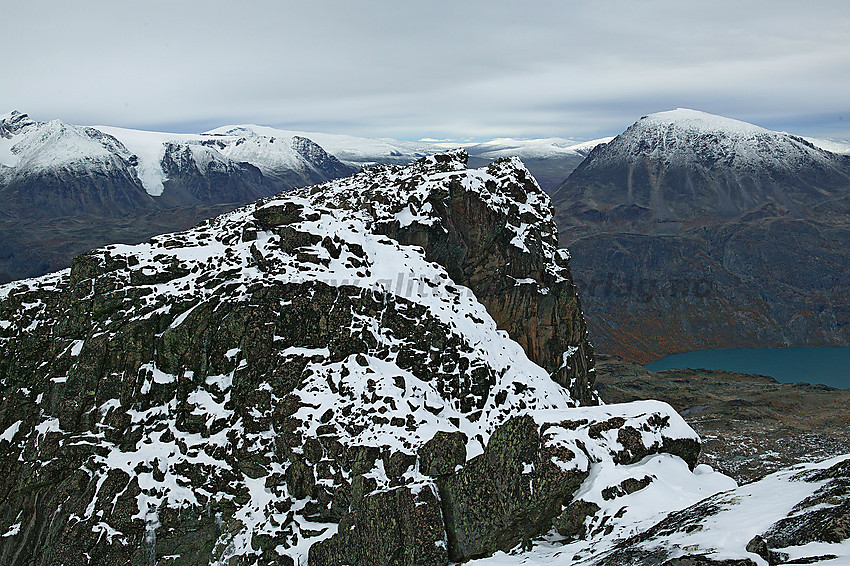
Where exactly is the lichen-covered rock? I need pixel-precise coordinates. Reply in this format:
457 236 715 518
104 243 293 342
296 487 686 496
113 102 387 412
370 157 597 404
553 500 601 540
437 415 587 561
418 431 467 477
307 485 447 566
0 152 717 566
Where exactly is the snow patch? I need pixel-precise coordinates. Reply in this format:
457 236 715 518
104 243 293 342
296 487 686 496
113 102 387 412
0 420 22 443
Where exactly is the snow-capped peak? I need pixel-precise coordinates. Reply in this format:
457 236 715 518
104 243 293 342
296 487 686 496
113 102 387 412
1 116 134 175
206 124 435 167
593 108 842 173
462 137 613 160
638 108 770 136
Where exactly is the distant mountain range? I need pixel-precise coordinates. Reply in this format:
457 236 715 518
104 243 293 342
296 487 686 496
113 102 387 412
552 109 850 362
0 111 608 283
207 124 610 191
0 111 366 282
4 107 850 363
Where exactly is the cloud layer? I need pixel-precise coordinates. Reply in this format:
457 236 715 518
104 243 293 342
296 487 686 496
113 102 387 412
2 0 848 140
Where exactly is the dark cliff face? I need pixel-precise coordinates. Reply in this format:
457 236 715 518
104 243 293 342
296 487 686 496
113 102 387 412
0 152 706 565
155 142 276 207
311 154 596 403
290 135 355 181
551 110 850 362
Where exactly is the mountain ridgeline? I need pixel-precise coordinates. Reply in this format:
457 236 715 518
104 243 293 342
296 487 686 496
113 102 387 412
0 111 605 285
552 109 850 362
0 111 356 282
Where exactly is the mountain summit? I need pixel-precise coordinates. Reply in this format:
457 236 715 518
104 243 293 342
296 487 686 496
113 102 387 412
551 110 850 362
555 108 850 231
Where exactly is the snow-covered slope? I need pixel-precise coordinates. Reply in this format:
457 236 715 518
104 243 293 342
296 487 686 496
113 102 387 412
0 112 138 182
472 454 850 566
0 111 354 203
587 108 839 171
0 152 747 566
807 136 850 155
92 126 199 196
0 111 157 218
464 136 613 161
97 125 355 197
207 124 435 168
554 108 850 224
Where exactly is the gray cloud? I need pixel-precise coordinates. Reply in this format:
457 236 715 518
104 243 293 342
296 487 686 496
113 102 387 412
2 0 848 140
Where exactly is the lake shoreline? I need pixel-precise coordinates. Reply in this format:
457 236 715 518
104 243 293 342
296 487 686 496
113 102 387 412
645 346 850 390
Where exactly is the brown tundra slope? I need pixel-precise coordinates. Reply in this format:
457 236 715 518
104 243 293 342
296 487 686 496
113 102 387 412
551 109 850 363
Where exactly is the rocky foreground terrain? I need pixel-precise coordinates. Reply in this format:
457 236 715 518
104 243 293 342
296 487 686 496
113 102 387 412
553 109 850 363
0 152 847 565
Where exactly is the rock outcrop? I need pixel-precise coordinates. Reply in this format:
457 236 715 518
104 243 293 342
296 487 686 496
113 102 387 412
0 153 719 565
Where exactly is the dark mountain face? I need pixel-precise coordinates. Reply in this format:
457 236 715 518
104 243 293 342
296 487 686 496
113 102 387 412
290 135 355 181
555 109 850 229
153 142 274 208
551 110 850 362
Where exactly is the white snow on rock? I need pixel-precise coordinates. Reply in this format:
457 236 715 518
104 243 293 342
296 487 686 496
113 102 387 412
592 108 844 172
94 126 197 196
468 454 850 566
0 420 21 443
206 123 436 168
463 137 614 160
806 136 850 155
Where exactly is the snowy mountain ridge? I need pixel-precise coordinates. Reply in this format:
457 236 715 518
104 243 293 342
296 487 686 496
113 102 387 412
0 111 354 198
206 124 436 168
589 108 842 172
0 113 137 180
556 108 850 226
461 136 614 160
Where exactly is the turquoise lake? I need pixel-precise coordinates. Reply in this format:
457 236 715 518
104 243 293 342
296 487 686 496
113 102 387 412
644 347 850 390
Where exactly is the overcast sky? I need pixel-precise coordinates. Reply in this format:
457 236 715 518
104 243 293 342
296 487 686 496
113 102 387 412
2 0 848 141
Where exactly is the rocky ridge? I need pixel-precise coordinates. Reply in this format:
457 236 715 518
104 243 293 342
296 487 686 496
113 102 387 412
0 153 735 565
